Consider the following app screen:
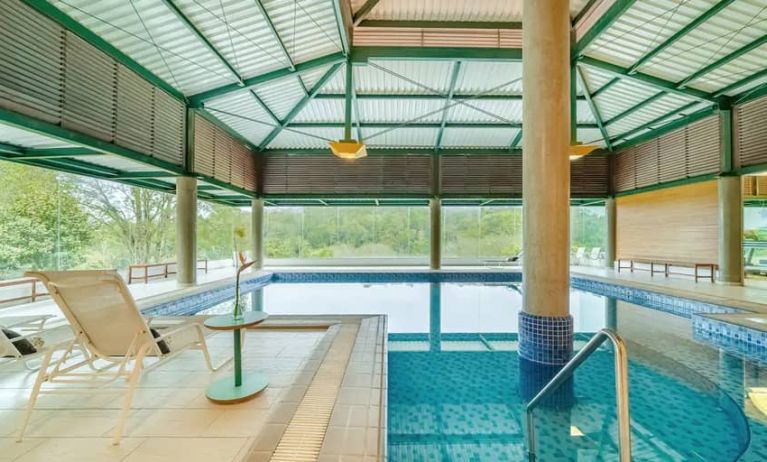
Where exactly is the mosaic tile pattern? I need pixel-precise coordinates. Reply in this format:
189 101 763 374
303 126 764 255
271 271 523 284
518 312 573 365
692 315 767 364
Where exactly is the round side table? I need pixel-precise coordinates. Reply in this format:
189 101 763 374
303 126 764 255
203 311 269 404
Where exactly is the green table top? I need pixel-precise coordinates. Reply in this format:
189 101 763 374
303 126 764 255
203 311 269 330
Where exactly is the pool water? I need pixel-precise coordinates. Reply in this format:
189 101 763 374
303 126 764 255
197 281 767 461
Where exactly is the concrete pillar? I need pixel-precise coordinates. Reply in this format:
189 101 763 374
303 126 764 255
251 198 265 270
519 0 572 366
718 175 744 285
430 199 441 270
605 197 617 269
175 176 197 286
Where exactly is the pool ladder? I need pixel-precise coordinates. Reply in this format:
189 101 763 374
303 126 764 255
525 328 632 462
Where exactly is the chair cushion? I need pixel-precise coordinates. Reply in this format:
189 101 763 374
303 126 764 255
2 329 37 356
150 328 171 355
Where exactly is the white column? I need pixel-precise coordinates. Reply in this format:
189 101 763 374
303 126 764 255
522 0 571 317
606 197 617 269
430 199 441 270
251 198 264 270
176 176 197 286
718 175 743 285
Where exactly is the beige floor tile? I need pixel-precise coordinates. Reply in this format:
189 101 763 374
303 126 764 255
14 437 145 462
25 410 126 438
204 409 269 437
124 437 247 462
123 409 222 437
0 437 45 461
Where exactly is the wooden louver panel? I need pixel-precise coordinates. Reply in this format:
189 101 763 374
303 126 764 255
441 155 522 195
571 154 609 197
193 115 216 178
152 90 185 166
192 114 257 193
613 115 720 193
735 96 767 169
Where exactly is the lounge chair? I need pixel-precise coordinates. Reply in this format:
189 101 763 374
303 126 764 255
573 247 586 264
589 247 602 262
484 252 523 268
1 314 55 369
18 270 222 445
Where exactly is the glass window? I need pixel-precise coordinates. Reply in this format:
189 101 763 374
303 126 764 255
443 207 523 260
744 207 767 279
197 202 251 261
570 206 607 265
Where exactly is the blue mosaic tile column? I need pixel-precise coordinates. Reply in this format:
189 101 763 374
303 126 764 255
518 311 573 365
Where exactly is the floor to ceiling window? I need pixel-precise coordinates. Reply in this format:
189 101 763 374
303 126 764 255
442 207 523 263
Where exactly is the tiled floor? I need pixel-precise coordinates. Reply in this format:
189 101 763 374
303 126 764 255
0 323 327 462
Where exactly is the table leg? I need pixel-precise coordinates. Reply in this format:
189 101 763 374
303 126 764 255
234 328 242 387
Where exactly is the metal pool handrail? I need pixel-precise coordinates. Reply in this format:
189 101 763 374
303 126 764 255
525 328 632 462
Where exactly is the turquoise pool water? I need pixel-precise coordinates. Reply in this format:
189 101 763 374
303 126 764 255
198 281 767 461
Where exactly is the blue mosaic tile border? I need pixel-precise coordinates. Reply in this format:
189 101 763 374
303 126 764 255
692 315 767 364
142 272 273 317
572 277 738 318
518 312 573 365
271 271 523 284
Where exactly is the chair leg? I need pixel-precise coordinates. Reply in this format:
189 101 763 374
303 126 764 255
112 346 148 446
194 324 216 372
17 350 54 442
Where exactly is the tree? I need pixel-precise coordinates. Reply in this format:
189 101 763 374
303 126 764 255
78 180 176 266
0 164 92 278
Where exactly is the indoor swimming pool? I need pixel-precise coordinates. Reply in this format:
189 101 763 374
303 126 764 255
168 275 767 461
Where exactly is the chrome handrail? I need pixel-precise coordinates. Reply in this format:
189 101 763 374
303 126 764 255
525 328 631 461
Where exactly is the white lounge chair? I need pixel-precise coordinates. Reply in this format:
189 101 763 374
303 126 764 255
1 314 55 369
483 252 523 268
589 247 602 261
18 270 222 445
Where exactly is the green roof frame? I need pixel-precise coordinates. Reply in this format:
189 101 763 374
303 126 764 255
677 34 767 89
262 148 522 156
603 91 666 127
350 46 522 62
356 20 522 29
286 122 600 129
255 0 297 69
573 0 639 56
714 67 767 98
576 64 612 150
315 94 586 101
22 0 185 101
611 105 716 149
434 62 462 151
352 0 381 25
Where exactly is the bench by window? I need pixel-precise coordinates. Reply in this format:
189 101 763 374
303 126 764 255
617 258 716 282
128 259 208 284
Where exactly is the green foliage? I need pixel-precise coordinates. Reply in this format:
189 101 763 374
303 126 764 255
197 202 251 260
0 164 92 278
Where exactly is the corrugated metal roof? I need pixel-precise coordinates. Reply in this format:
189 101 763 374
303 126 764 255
78 154 164 172
268 126 341 149
613 100 712 143
637 0 767 86
254 74 308 119
173 0 290 79
576 100 597 124
361 126 438 148
53 0 237 95
359 98 446 122
300 63 339 89
293 98 346 122
577 128 607 146
694 43 767 93
446 100 521 123
205 92 276 145
454 61 523 95
606 93 699 137
440 127 518 148
0 124 77 149
353 60 455 94
261 0 343 64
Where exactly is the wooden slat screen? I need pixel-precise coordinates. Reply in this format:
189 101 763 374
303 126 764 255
0 0 185 167
742 175 767 197
440 155 522 195
193 114 256 192
612 115 720 193
734 96 767 169
262 154 433 195
571 153 609 197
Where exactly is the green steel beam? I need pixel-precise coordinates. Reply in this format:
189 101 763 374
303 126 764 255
160 0 244 84
314 93 586 101
352 0 381 25
509 130 523 150
356 20 522 29
734 80 767 105
591 77 620 99
0 107 187 175
189 52 346 106
110 171 178 179
720 103 733 174
576 65 612 150
196 173 257 198
258 63 343 150
343 60 354 140
570 62 578 144
263 148 522 156
15 148 103 158
350 46 522 62
254 0 296 69
611 105 715 149
435 61 462 152
677 34 767 89
0 143 23 155
249 91 281 124
573 0 638 56
287 121 599 129
572 0 600 25
604 91 666 126
193 108 260 152
627 0 736 74
714 67 767 98
578 56 716 101
332 0 353 55
22 0 184 101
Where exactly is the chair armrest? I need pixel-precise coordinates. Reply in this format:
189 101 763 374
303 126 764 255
150 321 205 342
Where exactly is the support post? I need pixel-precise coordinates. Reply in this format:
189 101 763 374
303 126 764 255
251 198 265 270
430 198 442 270
520 0 572 366
718 175 744 285
605 197 617 269
176 176 197 286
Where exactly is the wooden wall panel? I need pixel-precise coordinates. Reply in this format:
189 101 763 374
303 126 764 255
616 180 718 263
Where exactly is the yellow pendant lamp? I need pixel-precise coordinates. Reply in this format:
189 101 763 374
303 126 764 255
330 62 367 160
569 142 601 161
